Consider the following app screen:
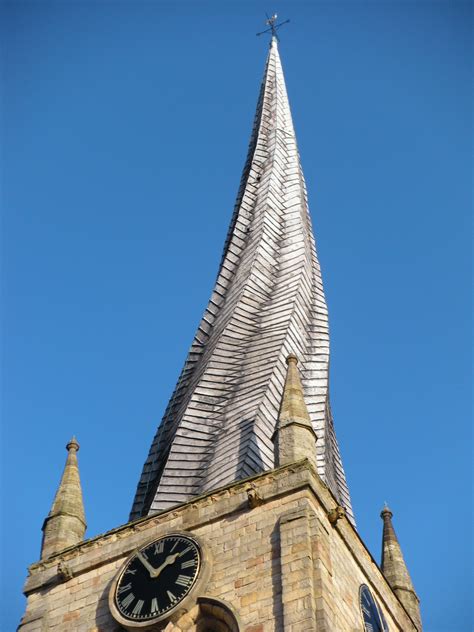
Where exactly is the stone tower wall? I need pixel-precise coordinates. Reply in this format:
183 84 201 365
20 462 418 632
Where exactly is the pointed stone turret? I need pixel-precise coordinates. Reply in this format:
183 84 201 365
41 437 86 559
274 355 318 471
381 505 422 630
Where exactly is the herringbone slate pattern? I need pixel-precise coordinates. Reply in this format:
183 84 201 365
131 40 354 525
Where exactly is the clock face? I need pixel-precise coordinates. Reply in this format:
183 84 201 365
359 585 389 632
114 534 201 622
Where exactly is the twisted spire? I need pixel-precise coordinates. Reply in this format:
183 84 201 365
130 35 354 525
41 437 86 558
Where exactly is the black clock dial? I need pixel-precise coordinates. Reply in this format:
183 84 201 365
114 535 201 621
359 585 388 632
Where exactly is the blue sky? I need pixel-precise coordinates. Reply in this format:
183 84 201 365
1 1 472 630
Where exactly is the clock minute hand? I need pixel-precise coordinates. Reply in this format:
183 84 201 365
151 553 180 579
136 551 157 578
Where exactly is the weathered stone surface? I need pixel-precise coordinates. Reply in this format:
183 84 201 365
381 505 422 630
41 437 86 560
274 355 318 472
19 461 418 631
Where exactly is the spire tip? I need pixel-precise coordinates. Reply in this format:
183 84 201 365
256 14 289 43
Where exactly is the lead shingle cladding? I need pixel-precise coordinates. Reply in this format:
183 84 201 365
130 39 355 525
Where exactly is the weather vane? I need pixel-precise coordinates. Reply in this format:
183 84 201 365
256 13 290 42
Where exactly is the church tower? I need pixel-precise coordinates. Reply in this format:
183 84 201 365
19 33 422 632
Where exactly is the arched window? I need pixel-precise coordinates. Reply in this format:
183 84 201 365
170 596 241 632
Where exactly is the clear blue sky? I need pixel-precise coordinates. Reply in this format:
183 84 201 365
1 1 472 630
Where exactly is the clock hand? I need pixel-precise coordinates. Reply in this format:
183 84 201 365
136 551 157 578
151 553 180 578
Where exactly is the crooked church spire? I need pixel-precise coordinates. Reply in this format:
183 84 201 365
131 39 354 524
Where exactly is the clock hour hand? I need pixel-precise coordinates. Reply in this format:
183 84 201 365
151 553 180 578
136 551 157 578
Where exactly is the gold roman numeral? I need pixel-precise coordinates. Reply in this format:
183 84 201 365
120 592 134 609
175 574 192 587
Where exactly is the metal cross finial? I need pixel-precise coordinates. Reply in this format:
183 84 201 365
256 13 290 42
